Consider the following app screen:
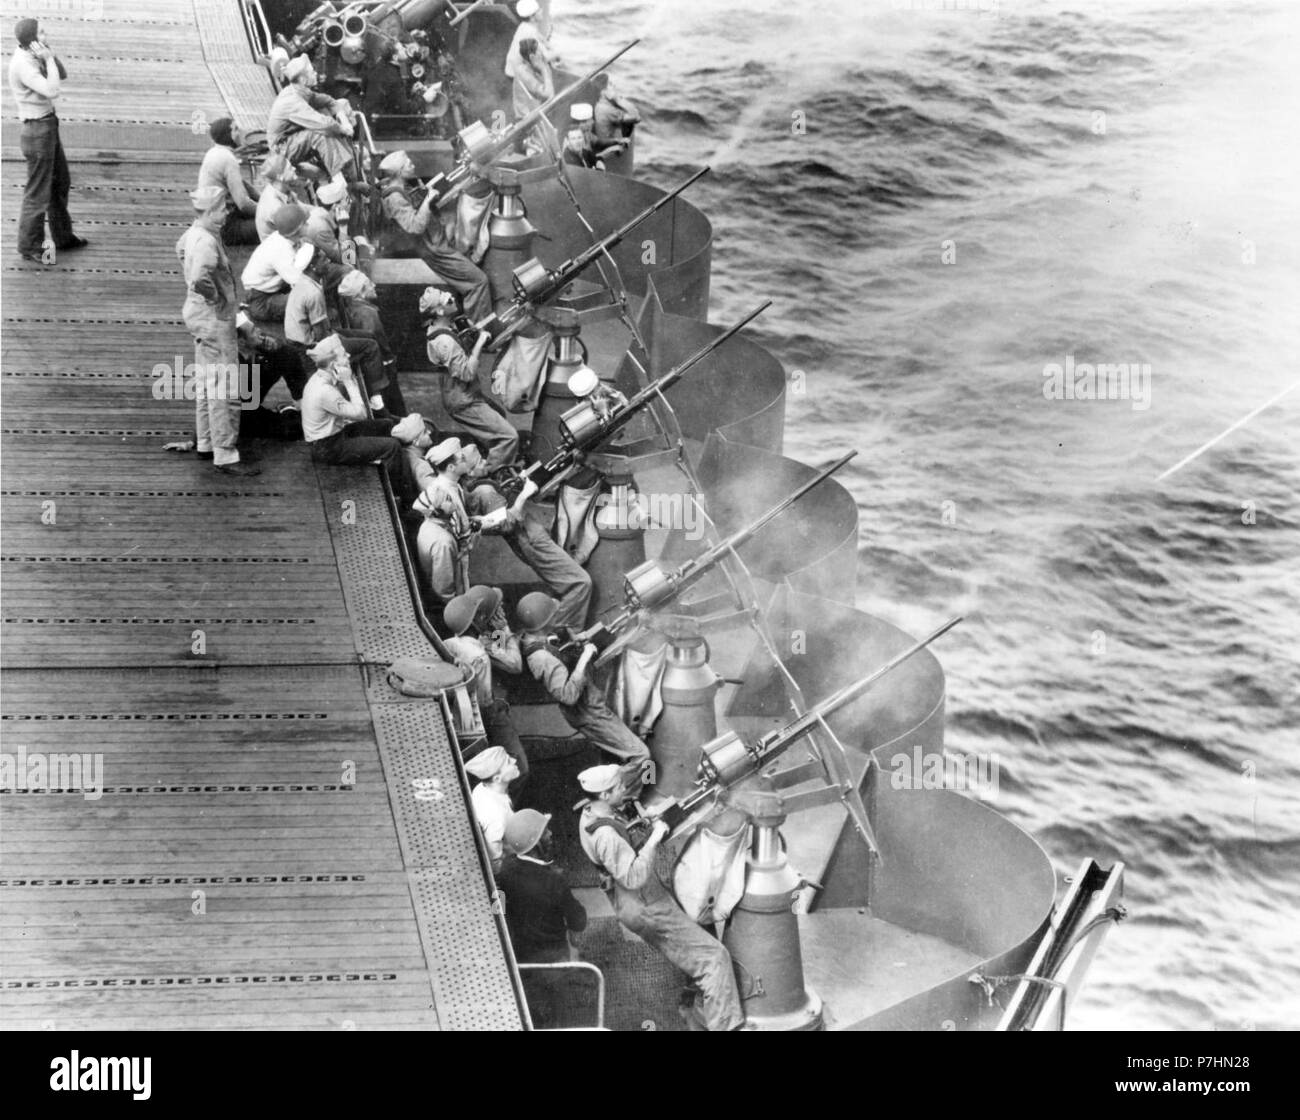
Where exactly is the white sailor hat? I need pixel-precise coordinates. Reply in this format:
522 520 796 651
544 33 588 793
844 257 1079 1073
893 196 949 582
336 270 370 299
317 178 348 206
569 102 594 123
189 184 226 212
419 286 455 316
465 745 511 780
567 365 600 397
425 436 462 467
516 0 539 18
378 149 408 177
284 54 313 82
306 334 346 366
577 764 622 795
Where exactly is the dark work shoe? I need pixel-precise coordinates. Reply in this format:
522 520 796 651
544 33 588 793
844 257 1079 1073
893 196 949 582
195 450 215 460
17 251 47 264
216 461 261 477
57 237 89 251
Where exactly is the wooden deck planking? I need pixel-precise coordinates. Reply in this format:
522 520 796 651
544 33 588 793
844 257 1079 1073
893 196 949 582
1 1 521 1030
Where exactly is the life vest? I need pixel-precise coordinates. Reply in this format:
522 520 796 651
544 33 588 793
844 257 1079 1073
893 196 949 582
425 325 459 375
521 631 582 672
379 179 422 254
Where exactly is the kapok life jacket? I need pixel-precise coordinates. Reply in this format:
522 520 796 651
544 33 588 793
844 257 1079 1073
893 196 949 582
520 631 582 673
425 325 460 376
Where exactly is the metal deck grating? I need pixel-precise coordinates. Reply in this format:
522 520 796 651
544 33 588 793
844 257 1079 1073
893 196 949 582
0 0 520 1030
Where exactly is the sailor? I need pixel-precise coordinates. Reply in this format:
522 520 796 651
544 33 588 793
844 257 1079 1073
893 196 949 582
196 117 259 245
420 286 519 473
442 588 529 795
592 73 640 148
516 592 650 764
265 54 358 199
567 364 626 422
240 202 315 323
497 808 587 964
465 745 520 874
301 178 348 263
414 437 473 605
511 36 553 125
562 102 626 171
504 0 556 81
301 334 418 504
336 270 402 410
376 150 491 324
456 441 593 631
174 185 258 477
283 250 398 414
254 153 303 242
577 764 745 1031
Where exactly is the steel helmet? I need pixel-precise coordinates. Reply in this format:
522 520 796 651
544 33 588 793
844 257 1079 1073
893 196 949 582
442 594 476 636
466 584 503 626
515 592 558 632
272 202 307 238
503 808 551 856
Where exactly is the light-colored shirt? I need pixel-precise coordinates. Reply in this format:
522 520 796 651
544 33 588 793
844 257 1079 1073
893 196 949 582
471 782 513 871
416 518 460 603
512 57 553 121
8 48 61 120
266 83 346 148
284 275 330 345
255 183 296 242
503 20 545 79
174 222 236 319
445 631 521 705
240 232 311 294
301 369 366 442
197 145 257 216
578 804 656 890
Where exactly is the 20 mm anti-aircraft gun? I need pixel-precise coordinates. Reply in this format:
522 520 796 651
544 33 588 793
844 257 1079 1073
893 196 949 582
647 617 963 1030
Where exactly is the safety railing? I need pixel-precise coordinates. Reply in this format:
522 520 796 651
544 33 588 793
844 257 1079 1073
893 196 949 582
240 0 281 92
518 961 608 1030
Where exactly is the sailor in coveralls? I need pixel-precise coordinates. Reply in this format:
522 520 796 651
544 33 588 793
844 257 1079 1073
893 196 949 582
577 764 744 1031
515 593 649 765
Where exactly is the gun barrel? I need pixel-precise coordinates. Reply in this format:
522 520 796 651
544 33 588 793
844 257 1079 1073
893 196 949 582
687 450 856 577
544 166 709 295
599 166 709 251
512 40 640 148
758 616 964 765
627 299 772 414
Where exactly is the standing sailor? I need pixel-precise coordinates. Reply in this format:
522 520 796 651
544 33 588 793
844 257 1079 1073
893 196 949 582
175 185 257 477
577 764 744 1031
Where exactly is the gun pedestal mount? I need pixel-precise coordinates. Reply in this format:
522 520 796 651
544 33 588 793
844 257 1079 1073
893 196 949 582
585 465 649 626
650 616 723 799
724 785 825 1032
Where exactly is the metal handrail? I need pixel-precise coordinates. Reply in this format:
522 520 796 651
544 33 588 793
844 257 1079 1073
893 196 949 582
240 0 283 93
358 399 534 1030
353 110 380 158
518 961 607 1030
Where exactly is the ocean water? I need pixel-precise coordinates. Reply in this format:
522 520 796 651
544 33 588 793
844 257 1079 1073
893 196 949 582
555 0 1300 1029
